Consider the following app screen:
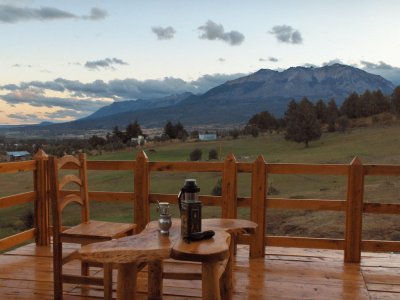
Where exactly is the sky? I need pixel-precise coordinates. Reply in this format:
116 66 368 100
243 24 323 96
1 0 400 125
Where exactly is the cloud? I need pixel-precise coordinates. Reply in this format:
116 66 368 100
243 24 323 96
360 60 395 70
0 72 246 123
322 58 344 66
84 58 128 70
7 113 41 122
83 7 107 21
218 58 225 62
198 20 245 46
0 5 107 23
1 88 110 112
269 25 303 44
359 60 400 85
259 57 278 63
1 73 245 101
152 26 176 40
12 63 32 68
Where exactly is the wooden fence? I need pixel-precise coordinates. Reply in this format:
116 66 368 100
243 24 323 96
1 149 400 262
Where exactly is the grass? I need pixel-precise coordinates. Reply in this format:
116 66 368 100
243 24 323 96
1 124 400 241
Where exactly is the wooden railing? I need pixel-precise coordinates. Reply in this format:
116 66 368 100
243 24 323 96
0 157 39 251
1 150 400 262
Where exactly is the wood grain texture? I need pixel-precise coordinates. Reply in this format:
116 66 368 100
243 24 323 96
267 163 349 175
250 155 267 258
0 191 36 209
3 243 400 299
345 157 364 263
134 150 150 232
0 160 36 174
0 229 35 251
221 153 237 219
149 161 223 172
33 149 50 246
267 198 346 211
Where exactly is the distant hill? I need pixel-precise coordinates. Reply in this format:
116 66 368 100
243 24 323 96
84 92 193 120
5 64 396 134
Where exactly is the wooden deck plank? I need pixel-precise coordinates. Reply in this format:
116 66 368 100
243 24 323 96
0 243 399 299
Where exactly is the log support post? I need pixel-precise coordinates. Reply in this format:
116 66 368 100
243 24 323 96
33 149 50 246
134 150 150 233
345 157 364 263
221 153 237 219
250 155 267 258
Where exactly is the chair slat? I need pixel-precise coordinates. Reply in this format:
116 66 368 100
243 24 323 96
59 174 81 190
59 194 83 211
57 155 80 170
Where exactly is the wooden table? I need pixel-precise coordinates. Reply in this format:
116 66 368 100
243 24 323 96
79 218 257 300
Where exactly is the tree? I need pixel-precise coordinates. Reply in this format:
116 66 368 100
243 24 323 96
163 121 188 140
175 122 188 140
340 92 360 118
88 135 106 149
126 120 143 139
190 130 199 139
326 99 339 132
284 98 321 147
315 99 327 123
391 86 400 115
336 115 349 133
164 121 175 139
373 90 390 114
112 126 128 143
247 110 278 132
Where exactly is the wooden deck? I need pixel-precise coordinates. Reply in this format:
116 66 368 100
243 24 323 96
0 243 399 299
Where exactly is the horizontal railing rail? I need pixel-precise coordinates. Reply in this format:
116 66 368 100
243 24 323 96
0 149 399 262
0 159 38 251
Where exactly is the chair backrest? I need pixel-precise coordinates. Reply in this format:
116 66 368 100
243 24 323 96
49 153 90 233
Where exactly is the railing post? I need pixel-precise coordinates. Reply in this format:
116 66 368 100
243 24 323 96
134 150 150 233
345 157 364 263
250 155 267 258
33 149 50 246
221 153 237 219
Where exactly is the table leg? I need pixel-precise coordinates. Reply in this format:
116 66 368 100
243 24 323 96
220 240 233 299
103 263 113 300
148 260 163 300
117 263 137 300
202 261 221 300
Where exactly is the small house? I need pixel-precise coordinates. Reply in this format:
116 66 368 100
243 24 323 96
6 151 31 162
198 133 217 141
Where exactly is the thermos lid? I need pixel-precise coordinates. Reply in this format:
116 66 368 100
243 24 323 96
182 179 200 193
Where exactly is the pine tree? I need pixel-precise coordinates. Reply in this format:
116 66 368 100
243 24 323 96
284 98 321 147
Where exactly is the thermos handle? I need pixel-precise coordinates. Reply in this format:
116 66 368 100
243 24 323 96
178 189 184 214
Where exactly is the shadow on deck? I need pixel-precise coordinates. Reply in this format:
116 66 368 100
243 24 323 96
0 243 399 299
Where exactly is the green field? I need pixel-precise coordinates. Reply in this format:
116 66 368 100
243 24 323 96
1 125 400 242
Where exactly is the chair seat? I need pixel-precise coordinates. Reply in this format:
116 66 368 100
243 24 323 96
61 220 135 243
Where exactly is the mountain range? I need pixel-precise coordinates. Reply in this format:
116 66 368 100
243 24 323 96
2 64 396 135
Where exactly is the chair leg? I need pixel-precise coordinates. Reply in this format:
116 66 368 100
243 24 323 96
103 263 113 300
53 242 63 300
81 261 89 276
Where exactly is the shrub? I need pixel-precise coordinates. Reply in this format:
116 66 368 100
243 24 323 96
208 149 218 160
20 209 34 230
189 148 202 161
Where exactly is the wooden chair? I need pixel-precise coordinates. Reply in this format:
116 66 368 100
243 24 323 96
49 153 135 300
